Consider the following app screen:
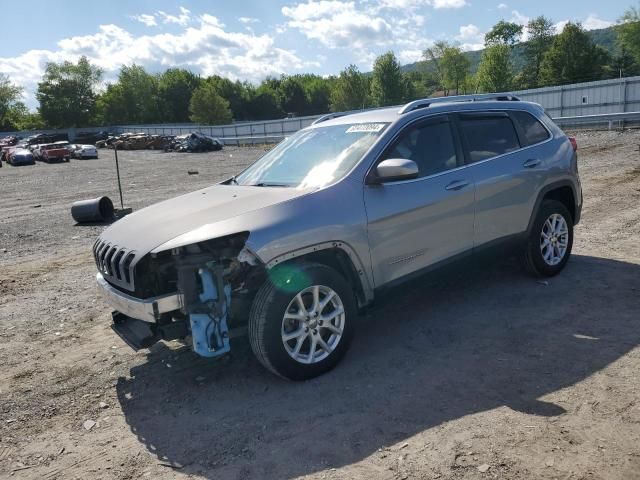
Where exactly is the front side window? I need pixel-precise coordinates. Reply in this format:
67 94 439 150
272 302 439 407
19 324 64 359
233 123 388 188
511 110 551 146
382 119 458 178
459 115 520 163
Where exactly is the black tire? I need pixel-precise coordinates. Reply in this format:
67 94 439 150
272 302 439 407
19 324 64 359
248 262 356 380
523 199 573 277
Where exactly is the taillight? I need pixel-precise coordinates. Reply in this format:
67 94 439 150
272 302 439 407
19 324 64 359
568 136 578 152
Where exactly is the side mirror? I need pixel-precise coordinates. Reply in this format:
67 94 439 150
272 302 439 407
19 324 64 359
369 158 419 184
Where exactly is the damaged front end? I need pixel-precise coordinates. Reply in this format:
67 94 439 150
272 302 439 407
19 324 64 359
102 232 265 358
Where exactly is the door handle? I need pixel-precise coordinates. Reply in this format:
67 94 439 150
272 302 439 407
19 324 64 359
445 180 470 191
523 158 541 168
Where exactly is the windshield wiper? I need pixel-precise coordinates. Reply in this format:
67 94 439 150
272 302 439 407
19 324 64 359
248 182 291 187
228 176 239 185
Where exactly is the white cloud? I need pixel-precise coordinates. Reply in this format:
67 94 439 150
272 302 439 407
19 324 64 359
455 23 483 51
431 0 466 8
130 7 192 28
282 1 394 49
552 14 613 35
282 0 437 54
497 3 508 9
553 20 569 33
239 17 260 24
157 6 191 26
398 49 425 63
510 9 529 26
509 9 530 40
0 15 308 107
282 1 353 21
131 14 157 27
377 0 466 8
457 23 481 40
583 14 613 30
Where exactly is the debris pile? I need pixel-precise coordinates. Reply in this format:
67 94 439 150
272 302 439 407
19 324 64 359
164 132 224 153
95 132 223 152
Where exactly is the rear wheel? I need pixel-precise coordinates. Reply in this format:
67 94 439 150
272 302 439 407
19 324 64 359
248 262 355 380
523 200 573 277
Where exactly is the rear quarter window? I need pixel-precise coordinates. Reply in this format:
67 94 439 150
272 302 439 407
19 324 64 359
511 110 551 146
459 115 520 163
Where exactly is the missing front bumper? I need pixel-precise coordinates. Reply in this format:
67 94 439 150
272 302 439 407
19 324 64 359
111 311 189 351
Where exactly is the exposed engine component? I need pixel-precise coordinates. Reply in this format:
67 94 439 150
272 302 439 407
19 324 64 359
189 266 231 357
169 236 265 358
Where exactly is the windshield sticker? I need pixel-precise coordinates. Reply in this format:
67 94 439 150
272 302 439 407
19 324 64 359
346 123 386 133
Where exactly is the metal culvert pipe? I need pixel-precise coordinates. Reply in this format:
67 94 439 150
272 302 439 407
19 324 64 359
71 196 115 223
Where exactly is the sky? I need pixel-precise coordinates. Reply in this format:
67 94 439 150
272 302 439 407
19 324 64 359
0 0 632 108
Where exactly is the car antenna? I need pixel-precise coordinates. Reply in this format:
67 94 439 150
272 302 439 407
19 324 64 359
113 143 133 218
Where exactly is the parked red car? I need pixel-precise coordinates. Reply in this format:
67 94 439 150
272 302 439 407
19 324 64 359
41 142 71 163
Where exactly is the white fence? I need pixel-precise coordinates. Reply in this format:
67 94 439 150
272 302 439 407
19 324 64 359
3 75 640 142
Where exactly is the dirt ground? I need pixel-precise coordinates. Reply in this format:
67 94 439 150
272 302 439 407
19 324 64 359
1 133 639 480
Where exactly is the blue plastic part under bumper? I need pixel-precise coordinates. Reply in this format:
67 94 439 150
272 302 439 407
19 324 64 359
189 267 231 358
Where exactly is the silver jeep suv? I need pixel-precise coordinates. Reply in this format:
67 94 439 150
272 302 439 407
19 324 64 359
94 94 582 380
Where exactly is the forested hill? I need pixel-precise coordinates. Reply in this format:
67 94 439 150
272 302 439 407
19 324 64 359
401 26 618 75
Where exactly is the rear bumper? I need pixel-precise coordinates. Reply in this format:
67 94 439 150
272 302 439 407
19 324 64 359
96 273 181 323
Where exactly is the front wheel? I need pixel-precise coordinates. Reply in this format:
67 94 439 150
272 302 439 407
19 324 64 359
523 199 573 277
248 262 356 380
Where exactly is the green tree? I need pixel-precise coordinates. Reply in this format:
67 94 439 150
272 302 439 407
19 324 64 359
158 69 201 123
0 74 24 130
207 76 252 120
245 87 284 120
476 44 514 92
96 65 160 124
423 41 449 93
370 52 405 106
15 110 46 130
297 74 333 115
279 76 308 115
485 20 523 46
521 16 555 88
189 82 233 125
402 71 430 101
36 56 102 128
330 65 369 111
540 22 610 86
440 45 471 95
607 45 640 77
617 5 640 65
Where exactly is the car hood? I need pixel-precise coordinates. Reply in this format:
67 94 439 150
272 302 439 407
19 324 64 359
98 184 312 255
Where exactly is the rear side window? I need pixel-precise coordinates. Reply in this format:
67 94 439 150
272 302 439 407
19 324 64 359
383 119 458 178
511 110 551 146
459 115 520 163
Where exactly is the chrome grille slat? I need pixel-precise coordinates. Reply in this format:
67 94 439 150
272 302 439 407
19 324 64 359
104 246 117 275
97 242 109 273
112 250 125 280
93 238 136 292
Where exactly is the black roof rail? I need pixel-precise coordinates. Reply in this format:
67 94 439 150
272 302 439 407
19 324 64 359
398 93 521 115
311 112 352 125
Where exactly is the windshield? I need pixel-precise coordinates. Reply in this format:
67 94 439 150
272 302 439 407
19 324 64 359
233 123 388 188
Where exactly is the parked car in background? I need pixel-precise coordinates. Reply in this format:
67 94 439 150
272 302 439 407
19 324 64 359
41 142 71 162
7 148 35 166
74 131 111 145
70 144 99 159
23 133 69 146
93 93 582 380
30 143 49 161
0 136 19 148
1 145 18 164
